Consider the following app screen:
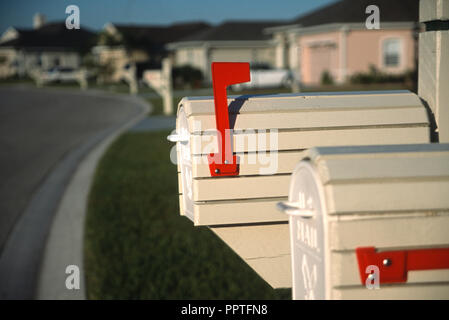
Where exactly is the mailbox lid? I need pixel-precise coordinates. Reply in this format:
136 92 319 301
300 143 449 216
179 91 429 133
180 91 424 116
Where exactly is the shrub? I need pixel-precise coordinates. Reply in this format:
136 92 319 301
172 65 203 89
321 70 334 85
350 65 416 85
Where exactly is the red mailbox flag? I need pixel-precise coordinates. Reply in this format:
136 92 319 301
356 246 449 284
208 62 250 177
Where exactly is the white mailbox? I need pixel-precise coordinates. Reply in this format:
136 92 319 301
170 89 431 289
173 91 430 226
281 143 449 299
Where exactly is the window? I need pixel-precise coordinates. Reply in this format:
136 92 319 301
383 38 401 67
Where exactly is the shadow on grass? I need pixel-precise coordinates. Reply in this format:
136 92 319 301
85 130 291 299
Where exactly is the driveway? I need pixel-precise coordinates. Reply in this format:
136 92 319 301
0 85 146 298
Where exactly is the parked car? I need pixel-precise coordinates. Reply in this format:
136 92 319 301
231 66 298 91
40 67 80 83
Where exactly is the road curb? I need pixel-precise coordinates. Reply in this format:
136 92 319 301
34 93 149 299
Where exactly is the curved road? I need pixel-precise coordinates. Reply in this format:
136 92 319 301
0 85 146 299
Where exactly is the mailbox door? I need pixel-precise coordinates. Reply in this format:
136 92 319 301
178 107 194 220
289 161 328 300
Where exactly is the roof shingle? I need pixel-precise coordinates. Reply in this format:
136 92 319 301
112 22 211 46
292 0 419 27
176 20 284 42
0 22 96 51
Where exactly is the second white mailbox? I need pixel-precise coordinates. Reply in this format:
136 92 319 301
282 143 449 299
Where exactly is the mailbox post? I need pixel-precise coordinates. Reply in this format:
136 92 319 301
143 58 173 115
121 62 138 94
418 0 449 142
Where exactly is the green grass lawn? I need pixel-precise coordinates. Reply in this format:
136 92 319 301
0 77 35 86
84 130 291 299
145 97 177 116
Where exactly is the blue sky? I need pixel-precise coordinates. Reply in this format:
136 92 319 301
0 0 335 33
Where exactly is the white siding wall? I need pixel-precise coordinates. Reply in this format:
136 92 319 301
0 49 82 79
175 47 207 73
173 44 276 82
40 52 80 70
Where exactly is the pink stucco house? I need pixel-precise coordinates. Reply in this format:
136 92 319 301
266 0 420 86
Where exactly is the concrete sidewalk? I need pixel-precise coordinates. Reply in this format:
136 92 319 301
129 115 176 132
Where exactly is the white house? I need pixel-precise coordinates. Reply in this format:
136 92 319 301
0 13 96 79
167 21 283 82
265 0 420 85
